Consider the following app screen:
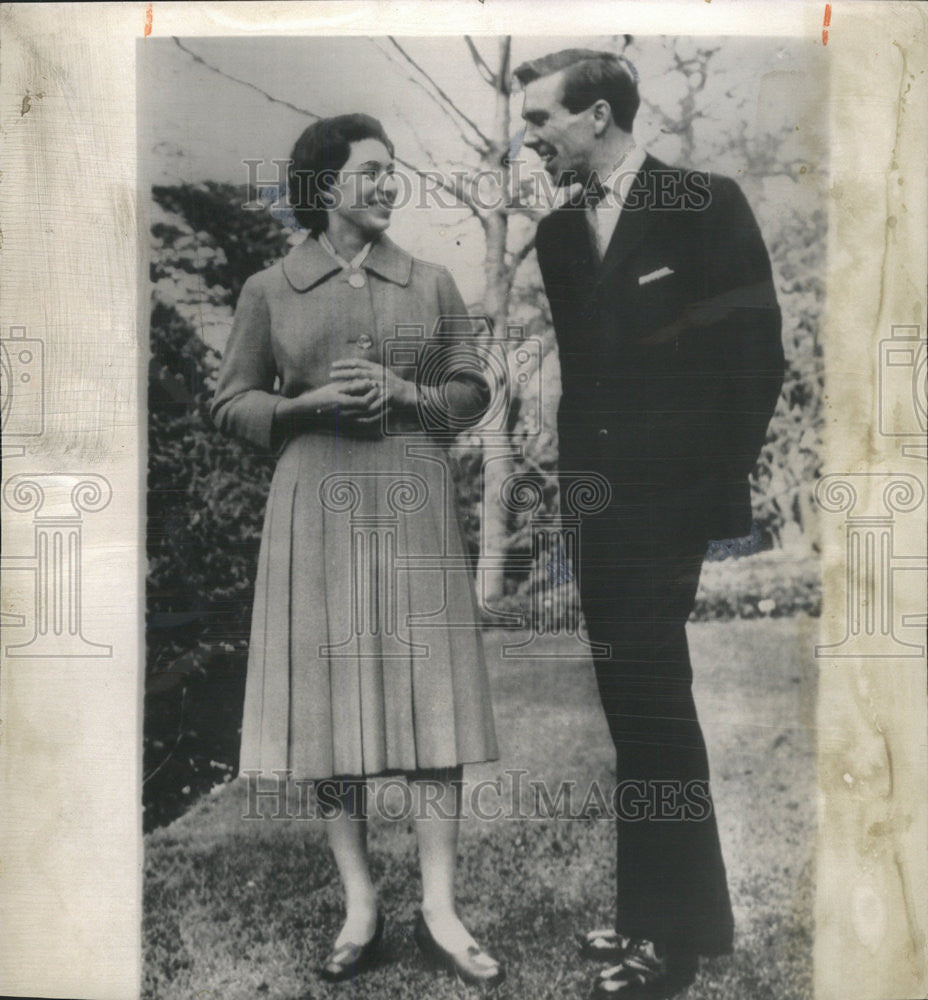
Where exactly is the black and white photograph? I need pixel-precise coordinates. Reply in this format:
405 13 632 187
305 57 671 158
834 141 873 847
141 31 820 1000
1 5 926 1000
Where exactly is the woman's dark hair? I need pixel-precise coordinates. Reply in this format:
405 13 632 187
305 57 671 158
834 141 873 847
287 114 395 234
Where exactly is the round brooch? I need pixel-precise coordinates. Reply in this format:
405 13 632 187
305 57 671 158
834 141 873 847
348 271 366 289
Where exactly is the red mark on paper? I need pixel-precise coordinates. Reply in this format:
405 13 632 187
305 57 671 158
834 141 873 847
144 3 153 37
822 4 831 46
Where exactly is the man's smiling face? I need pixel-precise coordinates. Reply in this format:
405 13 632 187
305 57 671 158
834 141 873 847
520 70 597 187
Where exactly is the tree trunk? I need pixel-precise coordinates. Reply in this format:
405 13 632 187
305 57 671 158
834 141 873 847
475 37 513 609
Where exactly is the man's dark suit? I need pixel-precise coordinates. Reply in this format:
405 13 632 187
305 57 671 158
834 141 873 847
535 154 784 954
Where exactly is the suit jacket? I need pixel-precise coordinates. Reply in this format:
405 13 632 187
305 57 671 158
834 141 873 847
535 154 784 542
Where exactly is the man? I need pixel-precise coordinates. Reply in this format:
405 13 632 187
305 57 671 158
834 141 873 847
513 49 784 999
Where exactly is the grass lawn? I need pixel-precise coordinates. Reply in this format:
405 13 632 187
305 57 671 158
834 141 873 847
143 617 816 999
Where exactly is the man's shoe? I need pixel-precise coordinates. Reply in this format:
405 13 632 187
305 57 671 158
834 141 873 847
578 927 634 963
590 939 697 999
413 911 505 988
317 911 384 983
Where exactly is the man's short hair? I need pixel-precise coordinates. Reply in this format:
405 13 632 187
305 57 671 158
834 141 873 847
513 49 640 133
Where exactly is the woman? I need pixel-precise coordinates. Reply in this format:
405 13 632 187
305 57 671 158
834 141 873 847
211 114 504 988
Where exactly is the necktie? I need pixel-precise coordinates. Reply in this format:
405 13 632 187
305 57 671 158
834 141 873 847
582 180 607 259
582 178 606 208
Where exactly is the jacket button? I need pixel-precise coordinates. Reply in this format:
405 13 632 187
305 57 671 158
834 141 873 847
598 427 609 439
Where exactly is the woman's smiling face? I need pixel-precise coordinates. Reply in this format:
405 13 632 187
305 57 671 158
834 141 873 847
327 138 398 240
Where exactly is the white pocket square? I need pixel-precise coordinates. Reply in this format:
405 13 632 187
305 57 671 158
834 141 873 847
638 266 675 285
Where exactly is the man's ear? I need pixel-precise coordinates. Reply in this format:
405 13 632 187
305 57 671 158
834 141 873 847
591 99 613 136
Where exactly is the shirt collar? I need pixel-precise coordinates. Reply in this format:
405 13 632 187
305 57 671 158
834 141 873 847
318 231 373 269
282 232 413 291
598 144 648 205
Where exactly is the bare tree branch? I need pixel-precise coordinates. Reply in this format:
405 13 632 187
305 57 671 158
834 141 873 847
508 234 537 271
371 39 486 155
173 37 476 212
419 168 479 214
387 37 494 151
496 36 512 98
172 38 323 120
464 36 497 87
391 106 443 171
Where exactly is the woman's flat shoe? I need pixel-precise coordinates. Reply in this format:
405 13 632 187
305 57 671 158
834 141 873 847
318 911 384 983
413 911 505 988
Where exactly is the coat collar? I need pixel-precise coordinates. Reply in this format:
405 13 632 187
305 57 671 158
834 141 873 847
364 235 414 286
282 233 413 292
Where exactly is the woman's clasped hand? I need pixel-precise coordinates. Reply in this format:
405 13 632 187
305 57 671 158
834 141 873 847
276 359 417 429
329 356 418 424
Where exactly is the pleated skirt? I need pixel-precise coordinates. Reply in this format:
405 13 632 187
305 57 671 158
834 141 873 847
239 429 498 779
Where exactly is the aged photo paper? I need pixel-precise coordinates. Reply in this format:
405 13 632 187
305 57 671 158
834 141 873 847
0 3 925 999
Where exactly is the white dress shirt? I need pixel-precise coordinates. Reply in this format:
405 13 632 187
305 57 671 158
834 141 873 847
588 144 648 258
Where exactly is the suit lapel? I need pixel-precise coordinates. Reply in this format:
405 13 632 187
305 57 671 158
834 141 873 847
553 205 599 298
593 154 662 288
